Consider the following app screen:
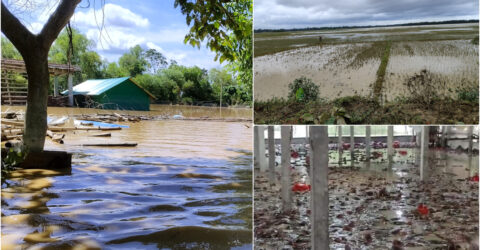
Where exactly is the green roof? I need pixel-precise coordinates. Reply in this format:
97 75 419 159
62 77 155 99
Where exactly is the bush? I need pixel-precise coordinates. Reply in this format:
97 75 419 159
457 85 479 103
288 76 319 102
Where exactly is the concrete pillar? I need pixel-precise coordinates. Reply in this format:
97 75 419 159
258 126 267 172
441 126 448 148
254 126 260 170
420 126 429 181
309 126 329 250
68 74 73 106
268 126 276 184
281 126 292 212
365 126 371 162
468 126 474 156
338 126 343 166
350 126 354 166
387 125 394 163
54 75 58 97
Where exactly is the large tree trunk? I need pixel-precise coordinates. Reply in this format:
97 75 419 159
23 52 50 151
1 0 81 152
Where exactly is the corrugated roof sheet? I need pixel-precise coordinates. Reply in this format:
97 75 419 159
61 77 130 96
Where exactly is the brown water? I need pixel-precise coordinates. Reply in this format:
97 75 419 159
1 107 253 249
1 104 252 120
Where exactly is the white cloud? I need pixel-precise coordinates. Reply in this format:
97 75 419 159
72 3 149 29
85 28 145 51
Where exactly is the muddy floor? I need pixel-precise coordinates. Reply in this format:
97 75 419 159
254 145 479 249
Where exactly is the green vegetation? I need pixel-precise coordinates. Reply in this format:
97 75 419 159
288 77 319 102
373 41 391 97
2 29 250 106
472 36 479 45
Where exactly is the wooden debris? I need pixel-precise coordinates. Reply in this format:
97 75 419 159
2 120 24 127
49 126 122 132
90 133 112 137
46 130 65 144
81 142 137 147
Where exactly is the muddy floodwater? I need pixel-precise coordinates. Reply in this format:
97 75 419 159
254 146 479 249
254 23 479 102
1 105 253 249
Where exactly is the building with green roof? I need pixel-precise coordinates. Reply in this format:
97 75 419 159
62 77 155 111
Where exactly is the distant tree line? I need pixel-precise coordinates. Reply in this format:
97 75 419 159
1 28 250 106
255 19 479 33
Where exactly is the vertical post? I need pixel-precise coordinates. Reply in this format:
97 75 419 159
420 126 429 181
387 125 394 163
281 126 292 212
338 126 343 166
68 73 73 106
468 126 473 156
350 126 354 166
309 126 329 250
268 126 276 184
54 75 59 97
254 126 260 170
441 126 447 148
366 126 371 162
258 126 267 172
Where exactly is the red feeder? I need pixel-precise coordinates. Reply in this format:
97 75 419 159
342 143 350 150
292 183 311 192
291 151 299 158
417 204 429 215
471 175 479 182
398 150 408 156
393 141 400 148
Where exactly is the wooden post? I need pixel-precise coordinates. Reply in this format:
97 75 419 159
387 125 394 163
54 75 58 97
309 126 329 249
68 73 73 106
281 126 292 212
338 126 343 166
350 126 354 166
365 126 371 162
268 126 276 184
258 126 267 172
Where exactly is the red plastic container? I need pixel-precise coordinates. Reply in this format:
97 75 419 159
417 204 429 215
471 175 479 182
398 150 408 156
342 143 350 150
393 141 400 148
292 183 311 192
291 151 299 158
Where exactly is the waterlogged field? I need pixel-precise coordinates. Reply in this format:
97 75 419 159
254 23 479 102
1 106 253 249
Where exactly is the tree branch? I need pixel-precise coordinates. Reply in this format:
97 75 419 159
1 1 35 53
38 0 81 49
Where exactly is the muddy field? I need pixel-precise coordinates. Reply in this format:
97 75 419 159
1 106 252 249
254 23 479 102
254 145 479 249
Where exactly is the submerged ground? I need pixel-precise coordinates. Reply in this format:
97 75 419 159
254 23 479 124
1 105 253 249
254 144 479 249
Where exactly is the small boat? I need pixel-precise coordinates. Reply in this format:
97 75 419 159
74 120 129 128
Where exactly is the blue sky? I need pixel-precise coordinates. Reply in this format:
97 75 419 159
4 0 221 69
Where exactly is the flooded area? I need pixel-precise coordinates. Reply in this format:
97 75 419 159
254 144 479 249
254 23 479 102
1 105 253 249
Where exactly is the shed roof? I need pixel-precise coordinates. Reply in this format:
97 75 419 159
62 77 155 99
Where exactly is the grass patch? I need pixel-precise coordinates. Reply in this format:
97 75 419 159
373 41 391 98
254 95 478 124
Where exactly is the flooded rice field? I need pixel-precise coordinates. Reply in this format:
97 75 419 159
1 106 253 249
254 23 479 102
254 145 479 249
